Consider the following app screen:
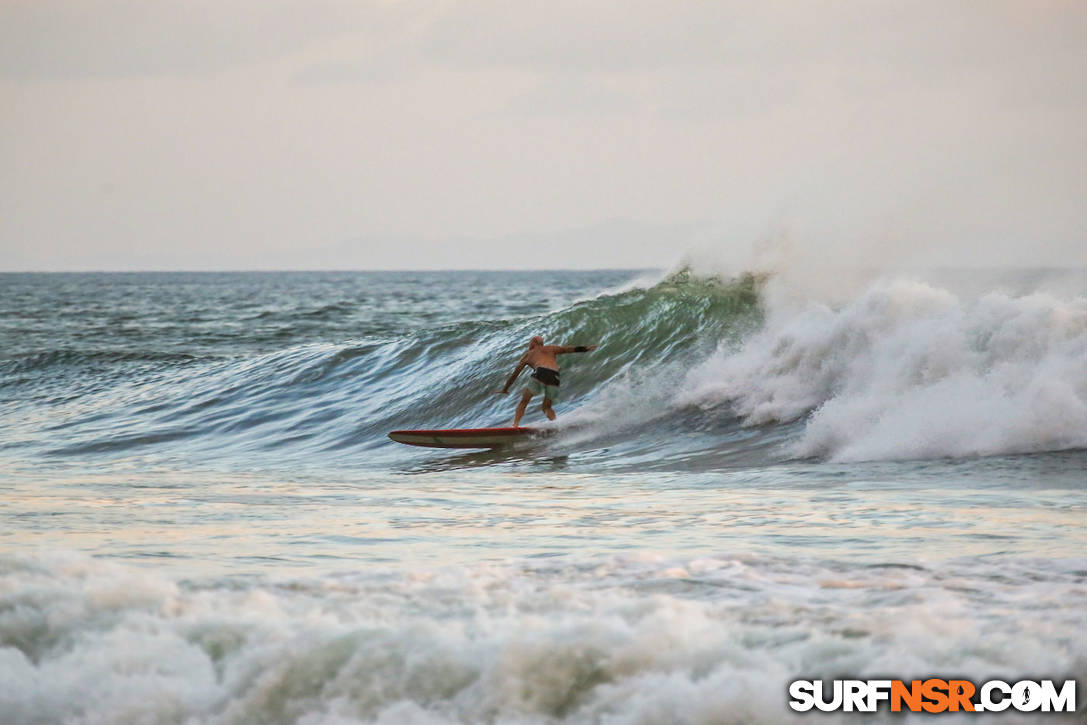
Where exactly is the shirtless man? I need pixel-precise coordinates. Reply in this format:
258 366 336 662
494 336 597 427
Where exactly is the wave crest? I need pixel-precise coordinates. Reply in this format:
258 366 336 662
681 277 1087 461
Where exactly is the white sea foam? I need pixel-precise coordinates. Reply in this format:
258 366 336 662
679 276 1087 461
1 552 1083 725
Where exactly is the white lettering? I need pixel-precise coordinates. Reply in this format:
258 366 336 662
843 680 867 712
814 680 843 712
788 680 816 712
1013 680 1042 712
1039 680 1076 712
980 681 1011 712
866 680 892 711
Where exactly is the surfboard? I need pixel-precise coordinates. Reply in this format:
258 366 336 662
388 427 541 449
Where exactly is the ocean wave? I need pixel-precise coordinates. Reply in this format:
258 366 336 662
0 348 210 377
6 270 1087 467
11 272 762 465
1 551 1082 725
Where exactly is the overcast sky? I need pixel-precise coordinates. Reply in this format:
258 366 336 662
2 1 1085 271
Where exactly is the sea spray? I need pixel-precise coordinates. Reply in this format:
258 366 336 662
680 276 1087 461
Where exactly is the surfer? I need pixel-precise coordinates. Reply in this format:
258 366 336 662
494 336 597 427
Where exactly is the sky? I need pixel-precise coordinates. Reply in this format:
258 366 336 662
1 1 1085 271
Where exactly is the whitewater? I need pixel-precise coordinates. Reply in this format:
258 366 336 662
1 268 1085 724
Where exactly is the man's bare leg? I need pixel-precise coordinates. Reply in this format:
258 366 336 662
541 396 556 421
514 391 533 427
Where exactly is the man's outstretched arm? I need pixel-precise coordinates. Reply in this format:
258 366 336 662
551 344 597 354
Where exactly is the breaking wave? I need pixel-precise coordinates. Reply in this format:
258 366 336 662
3 269 1086 468
678 277 1087 461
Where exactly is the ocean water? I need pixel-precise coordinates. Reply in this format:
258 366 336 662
1 268 1085 724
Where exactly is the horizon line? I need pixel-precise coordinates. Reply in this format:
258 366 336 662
0 266 660 275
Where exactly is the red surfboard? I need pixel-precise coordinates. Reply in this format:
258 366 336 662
388 427 541 449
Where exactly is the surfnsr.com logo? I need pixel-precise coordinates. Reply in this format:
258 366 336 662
788 679 1076 714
